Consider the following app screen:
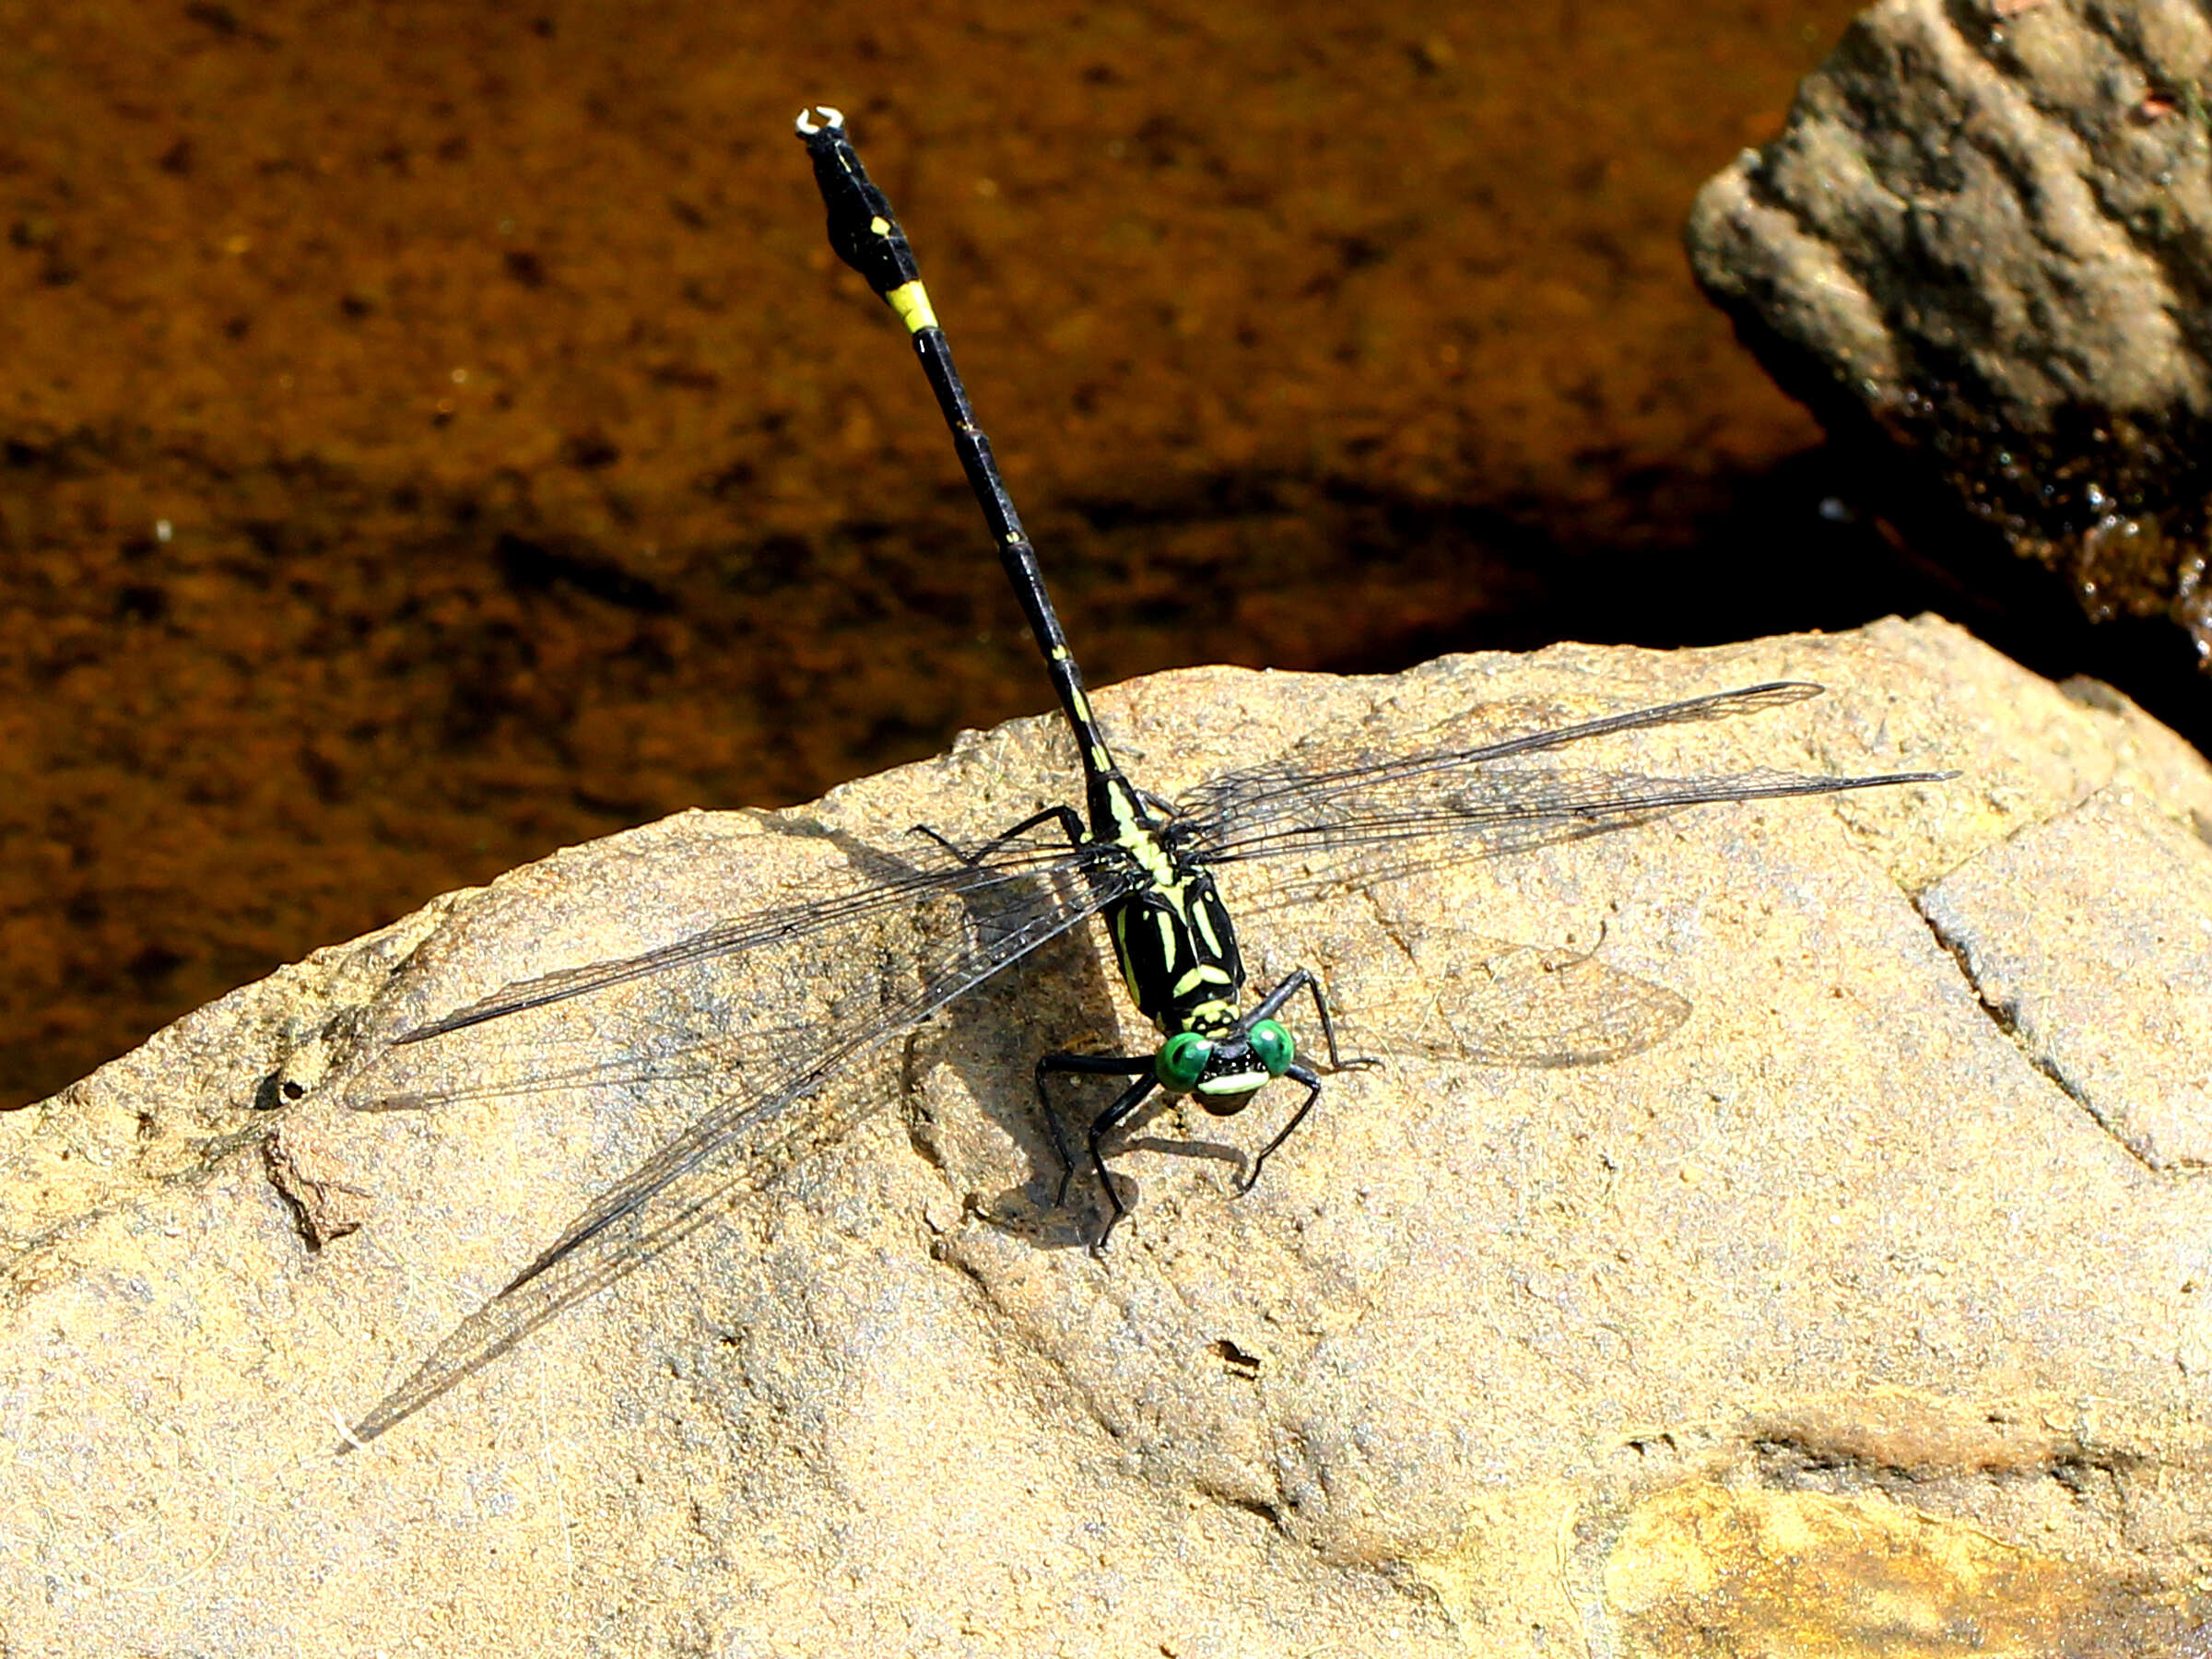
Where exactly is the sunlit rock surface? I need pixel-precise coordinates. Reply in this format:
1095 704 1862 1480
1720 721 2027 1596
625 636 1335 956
4 617 2209 1655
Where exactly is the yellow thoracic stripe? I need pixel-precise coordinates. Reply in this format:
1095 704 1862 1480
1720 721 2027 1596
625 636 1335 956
1151 909 1178 969
1172 964 1231 998
887 279 938 334
1104 785 1177 886
1192 899 1221 956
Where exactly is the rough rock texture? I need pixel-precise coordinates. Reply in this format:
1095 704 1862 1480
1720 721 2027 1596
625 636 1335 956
1688 0 2212 666
5 615 2212 1655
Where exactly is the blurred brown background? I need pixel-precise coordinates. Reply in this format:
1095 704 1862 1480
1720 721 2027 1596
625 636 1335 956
1 0 1992 1103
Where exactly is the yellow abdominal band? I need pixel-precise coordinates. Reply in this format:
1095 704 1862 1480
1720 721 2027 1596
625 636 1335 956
887 279 938 334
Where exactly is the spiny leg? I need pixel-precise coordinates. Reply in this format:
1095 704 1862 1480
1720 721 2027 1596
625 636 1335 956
912 802 1087 867
1084 1071 1162 1250
1242 1063 1322 1194
1036 1050 1152 1212
1245 966 1378 1076
1233 969 1378 1195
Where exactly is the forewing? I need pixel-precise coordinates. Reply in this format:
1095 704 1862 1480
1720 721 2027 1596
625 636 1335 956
1179 682 1949 871
392 831 1102 1043
343 835 1132 1445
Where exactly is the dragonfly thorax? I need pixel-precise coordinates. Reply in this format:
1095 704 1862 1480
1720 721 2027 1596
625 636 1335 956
1095 836 1291 1112
1102 854 1246 1032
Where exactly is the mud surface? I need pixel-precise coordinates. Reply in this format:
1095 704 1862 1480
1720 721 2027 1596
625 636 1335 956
2 0 1930 1101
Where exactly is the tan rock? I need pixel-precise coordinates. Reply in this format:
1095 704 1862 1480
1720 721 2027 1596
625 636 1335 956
4 614 2208 1655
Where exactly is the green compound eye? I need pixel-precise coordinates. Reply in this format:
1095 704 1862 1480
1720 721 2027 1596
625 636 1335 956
1156 1031 1213 1094
1247 1018 1294 1077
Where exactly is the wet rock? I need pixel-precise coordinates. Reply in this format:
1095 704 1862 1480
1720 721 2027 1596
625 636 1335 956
1688 0 2212 671
3 616 2210 1654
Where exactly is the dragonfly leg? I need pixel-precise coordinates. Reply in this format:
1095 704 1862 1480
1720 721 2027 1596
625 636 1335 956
1037 1050 1152 1211
1241 1063 1323 1195
911 803 1086 866
1084 1072 1161 1250
1245 967 1379 1075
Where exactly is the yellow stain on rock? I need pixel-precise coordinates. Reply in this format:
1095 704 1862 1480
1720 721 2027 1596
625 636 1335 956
1606 1481 2198 1658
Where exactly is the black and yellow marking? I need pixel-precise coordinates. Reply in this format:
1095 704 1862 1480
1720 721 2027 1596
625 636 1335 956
800 107 1129 836
798 105 1350 1241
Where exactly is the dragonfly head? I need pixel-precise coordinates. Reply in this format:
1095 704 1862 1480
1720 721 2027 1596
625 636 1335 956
1155 1018 1296 1115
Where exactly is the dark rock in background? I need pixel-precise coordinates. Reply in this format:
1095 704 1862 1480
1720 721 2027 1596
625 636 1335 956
1688 0 2212 707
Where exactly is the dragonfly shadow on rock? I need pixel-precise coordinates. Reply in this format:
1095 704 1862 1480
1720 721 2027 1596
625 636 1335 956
896 925 1128 1244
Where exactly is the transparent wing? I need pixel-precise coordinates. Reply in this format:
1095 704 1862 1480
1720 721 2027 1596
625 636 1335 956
1330 935 1692 1070
392 831 1110 1044
344 832 1135 1445
1176 682 1953 869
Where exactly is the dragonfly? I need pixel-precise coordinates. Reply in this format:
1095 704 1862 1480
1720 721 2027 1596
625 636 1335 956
336 109 1952 1444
